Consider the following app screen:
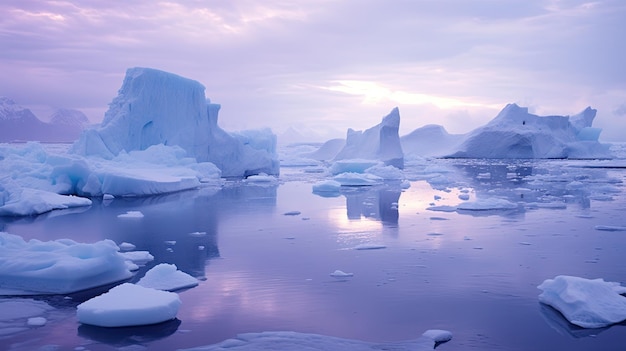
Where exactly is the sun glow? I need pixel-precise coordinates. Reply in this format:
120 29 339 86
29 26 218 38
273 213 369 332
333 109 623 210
326 80 492 110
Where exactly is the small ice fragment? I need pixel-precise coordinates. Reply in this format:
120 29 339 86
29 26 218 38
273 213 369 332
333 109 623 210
27 317 47 326
353 243 386 250
119 242 136 251
284 211 301 216
103 194 115 200
189 231 207 237
330 270 354 278
422 329 452 343
164 241 176 245
120 251 154 265
118 211 144 219
594 225 626 231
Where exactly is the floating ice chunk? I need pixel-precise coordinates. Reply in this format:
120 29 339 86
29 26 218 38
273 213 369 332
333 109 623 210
457 198 518 211
77 283 181 327
189 231 207 237
103 194 115 200
353 243 386 250
421 329 452 343
0 186 91 217
27 317 47 326
180 329 451 351
118 210 144 218
330 159 381 175
312 180 341 193
538 275 626 328
244 173 278 184
426 205 457 212
333 173 383 187
330 270 354 278
137 263 199 291
119 251 154 265
594 225 626 231
118 242 136 251
0 233 132 295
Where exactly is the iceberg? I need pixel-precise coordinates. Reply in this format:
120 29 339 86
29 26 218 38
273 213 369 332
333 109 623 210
77 283 181 327
333 107 404 168
538 275 626 328
401 124 464 158
446 104 612 159
0 232 132 295
71 67 279 177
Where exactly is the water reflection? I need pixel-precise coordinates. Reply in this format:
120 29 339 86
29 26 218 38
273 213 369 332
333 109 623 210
342 186 401 226
77 318 181 346
538 303 626 339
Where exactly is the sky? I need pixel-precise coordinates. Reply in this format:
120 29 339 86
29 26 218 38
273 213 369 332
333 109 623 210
1 0 625 141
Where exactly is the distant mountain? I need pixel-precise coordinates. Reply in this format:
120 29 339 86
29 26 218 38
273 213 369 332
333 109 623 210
0 97 88 143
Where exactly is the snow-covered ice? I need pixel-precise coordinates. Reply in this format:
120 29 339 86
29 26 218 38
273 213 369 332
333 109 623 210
538 275 626 328
0 185 92 217
119 250 154 266
137 263 199 291
118 210 144 218
0 232 132 295
77 283 181 327
312 180 341 194
180 329 451 351
333 173 383 187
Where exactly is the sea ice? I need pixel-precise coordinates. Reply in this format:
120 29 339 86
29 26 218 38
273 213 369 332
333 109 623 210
538 275 626 328
330 270 354 277
456 198 519 211
180 329 451 351
0 186 92 217
77 283 181 327
119 251 154 266
137 263 199 291
0 232 132 295
333 173 383 187
118 210 144 218
312 180 342 193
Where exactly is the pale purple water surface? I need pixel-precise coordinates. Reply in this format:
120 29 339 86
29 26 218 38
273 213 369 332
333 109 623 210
1 156 626 350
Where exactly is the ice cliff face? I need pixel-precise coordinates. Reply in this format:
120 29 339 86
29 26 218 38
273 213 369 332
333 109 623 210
333 107 404 168
446 104 612 159
71 67 279 177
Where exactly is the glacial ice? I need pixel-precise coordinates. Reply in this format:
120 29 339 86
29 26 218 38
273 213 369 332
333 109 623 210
538 275 626 328
71 67 279 177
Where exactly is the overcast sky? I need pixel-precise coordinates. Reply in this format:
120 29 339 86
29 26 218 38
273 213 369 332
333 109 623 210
1 0 625 141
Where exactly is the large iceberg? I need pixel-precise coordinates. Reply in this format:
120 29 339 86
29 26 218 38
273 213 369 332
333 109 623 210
333 107 404 168
446 104 612 159
401 124 463 158
71 67 279 177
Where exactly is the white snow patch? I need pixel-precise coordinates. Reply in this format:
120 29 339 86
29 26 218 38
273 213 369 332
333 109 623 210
77 283 181 327
137 263 198 291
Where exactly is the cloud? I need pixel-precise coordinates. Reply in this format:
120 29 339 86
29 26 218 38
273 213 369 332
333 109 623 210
1 0 625 140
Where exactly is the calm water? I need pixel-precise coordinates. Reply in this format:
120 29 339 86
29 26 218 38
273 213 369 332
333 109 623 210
2 156 626 350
